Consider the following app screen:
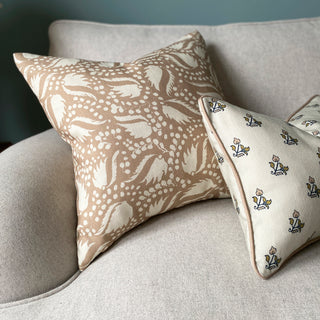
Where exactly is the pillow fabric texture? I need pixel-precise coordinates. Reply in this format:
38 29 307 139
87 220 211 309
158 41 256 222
14 31 229 270
199 95 320 279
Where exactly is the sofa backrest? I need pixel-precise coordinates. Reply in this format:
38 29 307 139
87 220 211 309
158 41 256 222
48 18 320 119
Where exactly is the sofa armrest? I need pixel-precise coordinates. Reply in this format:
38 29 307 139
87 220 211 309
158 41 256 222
0 129 78 304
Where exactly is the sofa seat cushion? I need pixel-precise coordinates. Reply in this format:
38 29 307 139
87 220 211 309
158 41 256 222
1 199 320 319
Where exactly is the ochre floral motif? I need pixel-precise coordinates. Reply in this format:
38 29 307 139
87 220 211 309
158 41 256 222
253 188 272 210
244 113 262 127
209 100 226 113
269 155 289 176
306 176 320 198
15 32 229 270
302 120 317 127
288 210 305 233
230 138 250 157
265 246 281 270
281 129 298 145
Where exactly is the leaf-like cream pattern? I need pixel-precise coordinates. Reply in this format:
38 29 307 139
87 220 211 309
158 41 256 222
144 66 175 95
77 240 94 268
162 105 192 124
52 58 79 68
49 95 66 127
14 31 228 270
102 77 142 98
163 53 197 69
117 120 152 139
182 139 208 175
30 73 43 98
98 201 133 235
22 53 39 59
145 197 168 217
62 74 96 99
145 65 163 91
93 159 108 189
77 181 89 212
68 117 106 143
180 179 215 203
142 156 168 185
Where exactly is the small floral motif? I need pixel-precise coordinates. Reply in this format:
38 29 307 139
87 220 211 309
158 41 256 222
244 113 262 127
312 130 320 137
253 188 272 210
230 138 250 157
265 246 281 270
290 114 303 122
269 155 289 176
306 176 320 198
288 210 305 233
302 120 317 127
317 147 320 161
281 129 298 145
215 151 224 164
209 100 226 113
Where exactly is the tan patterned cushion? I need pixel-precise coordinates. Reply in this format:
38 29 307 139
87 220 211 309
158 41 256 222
14 31 229 270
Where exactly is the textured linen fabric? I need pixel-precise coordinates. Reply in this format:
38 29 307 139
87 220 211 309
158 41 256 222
1 199 320 320
14 31 229 270
0 129 78 303
199 96 320 278
49 18 320 120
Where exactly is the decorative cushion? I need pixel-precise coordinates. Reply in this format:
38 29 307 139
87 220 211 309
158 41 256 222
14 31 229 270
198 95 320 279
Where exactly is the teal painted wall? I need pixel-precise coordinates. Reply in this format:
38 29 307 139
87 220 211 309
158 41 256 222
1 0 320 143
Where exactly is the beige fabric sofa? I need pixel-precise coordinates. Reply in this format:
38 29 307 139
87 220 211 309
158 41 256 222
1 18 320 319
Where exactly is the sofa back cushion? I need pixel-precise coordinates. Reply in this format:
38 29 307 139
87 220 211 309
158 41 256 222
49 17 320 120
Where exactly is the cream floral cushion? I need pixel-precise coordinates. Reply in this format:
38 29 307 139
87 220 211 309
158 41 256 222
14 31 229 270
199 95 320 279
